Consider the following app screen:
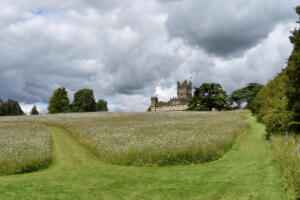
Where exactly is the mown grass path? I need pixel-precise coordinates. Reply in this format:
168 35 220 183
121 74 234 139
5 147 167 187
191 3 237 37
0 116 284 200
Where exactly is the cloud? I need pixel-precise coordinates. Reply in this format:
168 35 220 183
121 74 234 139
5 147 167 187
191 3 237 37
0 0 297 112
164 0 297 57
211 23 294 92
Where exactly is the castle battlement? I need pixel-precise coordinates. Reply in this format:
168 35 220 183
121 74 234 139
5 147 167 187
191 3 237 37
150 80 192 112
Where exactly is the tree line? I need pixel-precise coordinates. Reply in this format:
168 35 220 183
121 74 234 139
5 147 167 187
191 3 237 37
0 98 40 116
48 88 108 114
0 88 108 116
250 6 300 136
187 82 263 112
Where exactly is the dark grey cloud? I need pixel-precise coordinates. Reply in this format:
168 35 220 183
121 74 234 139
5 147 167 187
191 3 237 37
0 0 297 112
165 0 297 57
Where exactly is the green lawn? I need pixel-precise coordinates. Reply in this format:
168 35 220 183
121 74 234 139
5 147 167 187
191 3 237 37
0 116 284 200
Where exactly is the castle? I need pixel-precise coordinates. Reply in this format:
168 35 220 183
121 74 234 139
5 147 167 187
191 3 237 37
150 80 192 112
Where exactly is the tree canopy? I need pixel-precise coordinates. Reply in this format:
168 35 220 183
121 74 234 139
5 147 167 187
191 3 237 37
31 105 39 115
96 99 108 112
254 6 300 134
286 6 300 132
188 83 228 111
72 89 96 112
0 99 24 116
48 88 70 114
230 83 263 112
0 98 3 105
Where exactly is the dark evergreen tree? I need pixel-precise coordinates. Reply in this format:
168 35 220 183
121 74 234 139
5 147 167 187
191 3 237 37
96 99 108 112
286 6 300 132
72 89 96 112
188 83 228 111
0 98 3 105
48 88 70 114
31 105 39 115
0 99 24 116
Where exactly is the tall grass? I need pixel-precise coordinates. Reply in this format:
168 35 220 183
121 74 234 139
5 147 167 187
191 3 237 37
0 111 249 169
272 135 300 200
0 122 52 175
40 111 249 166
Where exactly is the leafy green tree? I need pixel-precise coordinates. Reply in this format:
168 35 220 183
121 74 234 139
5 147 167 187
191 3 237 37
253 6 300 135
230 89 245 108
72 89 96 112
286 6 300 132
0 99 24 116
230 83 263 112
48 88 70 114
31 105 39 115
188 83 228 111
0 98 3 105
254 69 293 135
96 99 108 112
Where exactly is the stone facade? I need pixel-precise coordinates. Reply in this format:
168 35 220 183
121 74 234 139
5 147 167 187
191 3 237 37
151 80 192 112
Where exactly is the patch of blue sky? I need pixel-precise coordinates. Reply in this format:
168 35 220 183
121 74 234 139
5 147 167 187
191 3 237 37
104 99 119 105
30 9 48 16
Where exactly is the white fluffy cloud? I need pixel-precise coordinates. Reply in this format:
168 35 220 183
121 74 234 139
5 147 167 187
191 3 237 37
0 0 298 112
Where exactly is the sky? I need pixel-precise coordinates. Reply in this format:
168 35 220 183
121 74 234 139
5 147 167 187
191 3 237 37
0 0 298 113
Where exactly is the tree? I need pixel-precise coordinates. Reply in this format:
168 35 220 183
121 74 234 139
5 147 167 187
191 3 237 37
188 83 228 111
230 83 263 112
72 89 96 112
96 99 108 112
286 6 300 132
229 88 245 108
31 105 39 115
0 98 3 105
254 69 292 135
0 99 24 116
48 88 70 114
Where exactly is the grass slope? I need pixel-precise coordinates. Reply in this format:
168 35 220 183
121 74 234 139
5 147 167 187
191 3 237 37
0 116 284 200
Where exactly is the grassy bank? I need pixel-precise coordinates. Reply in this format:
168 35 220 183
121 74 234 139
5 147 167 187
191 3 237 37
272 135 300 200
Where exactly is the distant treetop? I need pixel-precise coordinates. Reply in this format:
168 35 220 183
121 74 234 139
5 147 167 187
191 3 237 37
31 105 39 115
72 89 96 112
96 99 109 112
0 99 24 116
48 87 70 114
188 83 228 111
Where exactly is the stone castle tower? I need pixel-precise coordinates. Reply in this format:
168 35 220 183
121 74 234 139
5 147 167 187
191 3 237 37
177 80 192 103
151 80 192 112
151 96 158 107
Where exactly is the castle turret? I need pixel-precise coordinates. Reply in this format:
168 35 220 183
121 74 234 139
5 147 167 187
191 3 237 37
151 96 158 107
150 96 158 112
150 80 192 112
177 80 192 103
